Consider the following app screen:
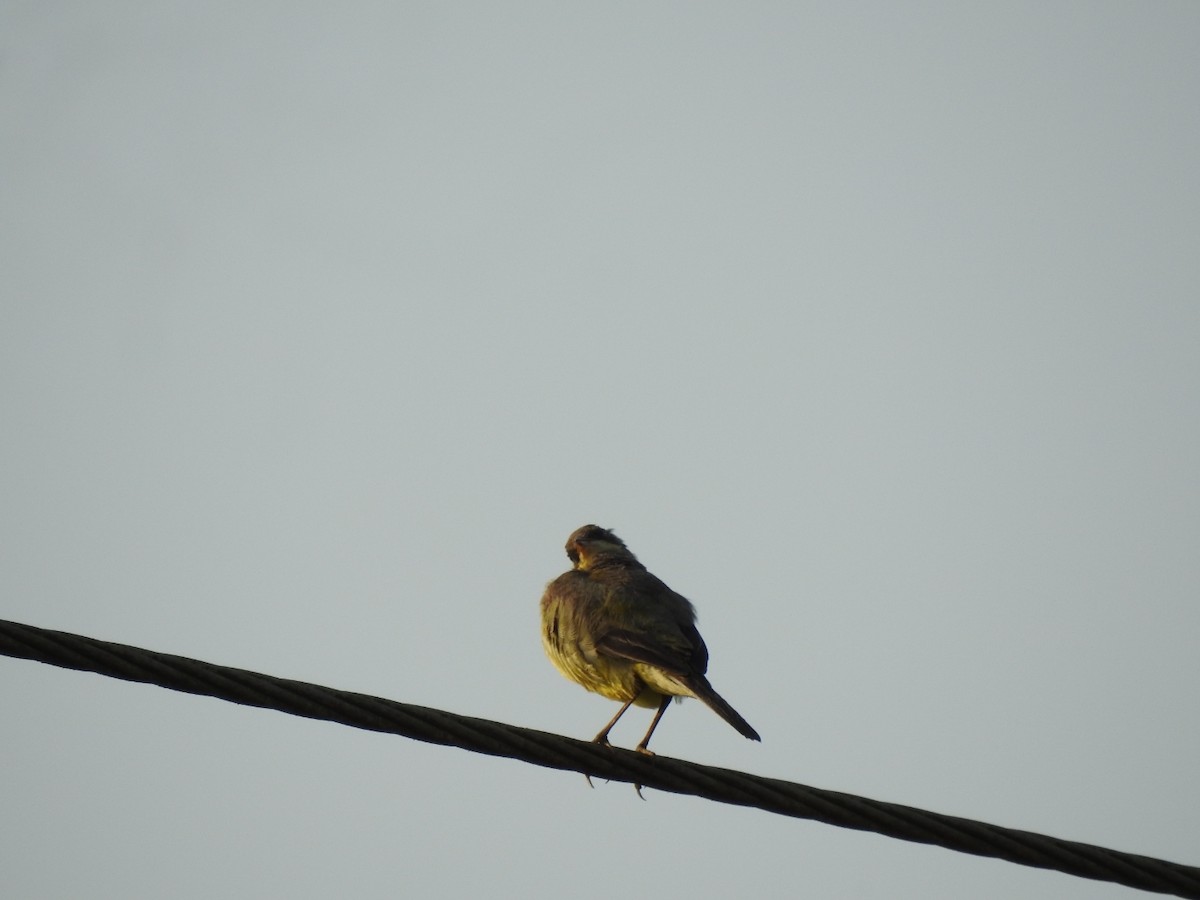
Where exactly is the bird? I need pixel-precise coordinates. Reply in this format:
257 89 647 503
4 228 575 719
540 524 760 755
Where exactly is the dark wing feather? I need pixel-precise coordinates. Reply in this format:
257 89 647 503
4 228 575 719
595 628 702 678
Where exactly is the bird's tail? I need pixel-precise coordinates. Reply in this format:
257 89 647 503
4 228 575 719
689 677 761 741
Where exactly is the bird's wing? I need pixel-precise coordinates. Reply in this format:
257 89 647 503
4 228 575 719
679 617 709 674
594 628 698 678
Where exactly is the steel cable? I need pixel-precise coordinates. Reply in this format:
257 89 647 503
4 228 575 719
2 618 1197 898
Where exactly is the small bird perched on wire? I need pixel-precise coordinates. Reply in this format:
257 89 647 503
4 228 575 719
540 524 760 754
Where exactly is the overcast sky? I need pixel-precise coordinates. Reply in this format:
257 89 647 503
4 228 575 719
3 4 1198 899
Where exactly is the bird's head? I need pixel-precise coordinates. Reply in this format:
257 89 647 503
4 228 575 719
565 524 639 571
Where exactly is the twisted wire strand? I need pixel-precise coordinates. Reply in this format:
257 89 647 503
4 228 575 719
2 618 1197 899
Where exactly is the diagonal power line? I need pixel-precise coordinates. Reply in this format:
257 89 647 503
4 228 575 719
2 617 1198 898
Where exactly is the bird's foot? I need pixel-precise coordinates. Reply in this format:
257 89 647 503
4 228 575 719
584 734 616 789
632 745 656 798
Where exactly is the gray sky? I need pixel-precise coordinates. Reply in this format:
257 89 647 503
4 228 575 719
3 4 1198 899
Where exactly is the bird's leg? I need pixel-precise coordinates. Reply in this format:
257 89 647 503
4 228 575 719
635 695 672 755
592 697 637 746
583 697 637 789
628 696 672 800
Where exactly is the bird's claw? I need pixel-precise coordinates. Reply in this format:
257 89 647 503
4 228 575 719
583 735 616 789
632 745 656 797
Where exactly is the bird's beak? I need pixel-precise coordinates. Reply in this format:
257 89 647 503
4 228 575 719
570 540 592 569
